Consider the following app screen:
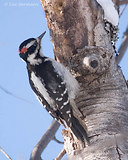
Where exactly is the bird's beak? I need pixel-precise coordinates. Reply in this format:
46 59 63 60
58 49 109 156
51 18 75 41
37 31 46 42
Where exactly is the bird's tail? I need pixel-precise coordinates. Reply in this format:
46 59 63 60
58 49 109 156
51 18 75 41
70 115 89 145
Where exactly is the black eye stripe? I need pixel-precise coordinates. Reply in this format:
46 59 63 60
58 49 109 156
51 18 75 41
28 44 38 53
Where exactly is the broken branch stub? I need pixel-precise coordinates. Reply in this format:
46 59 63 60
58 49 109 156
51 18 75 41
69 46 113 82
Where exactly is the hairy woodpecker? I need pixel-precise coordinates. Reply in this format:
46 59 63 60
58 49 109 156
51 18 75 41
19 31 88 144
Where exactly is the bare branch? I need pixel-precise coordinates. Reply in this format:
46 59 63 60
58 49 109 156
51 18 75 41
30 120 60 160
0 85 31 103
119 0 128 5
0 147 12 160
55 148 66 160
53 136 64 144
119 4 127 17
116 26 128 64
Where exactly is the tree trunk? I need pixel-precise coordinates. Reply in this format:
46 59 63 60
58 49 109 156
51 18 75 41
41 0 128 159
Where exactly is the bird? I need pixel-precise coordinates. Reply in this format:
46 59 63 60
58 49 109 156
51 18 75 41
19 31 89 145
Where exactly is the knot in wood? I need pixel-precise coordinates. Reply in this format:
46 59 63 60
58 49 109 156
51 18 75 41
69 46 112 77
83 55 99 73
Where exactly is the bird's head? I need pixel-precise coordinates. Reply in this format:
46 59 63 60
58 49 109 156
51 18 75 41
19 31 46 64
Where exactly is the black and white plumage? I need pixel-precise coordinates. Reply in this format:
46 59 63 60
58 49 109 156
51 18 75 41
19 31 88 144
104 21 118 55
95 0 119 55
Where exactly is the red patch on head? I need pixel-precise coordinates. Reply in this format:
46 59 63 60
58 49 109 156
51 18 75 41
19 47 28 54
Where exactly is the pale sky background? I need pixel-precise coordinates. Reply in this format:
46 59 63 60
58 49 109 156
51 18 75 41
0 1 128 160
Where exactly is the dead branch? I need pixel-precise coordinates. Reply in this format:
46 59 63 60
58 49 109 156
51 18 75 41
116 26 128 64
119 0 128 5
30 120 60 160
55 148 66 160
53 136 64 144
119 4 127 17
0 147 12 160
40 0 128 159
0 85 31 103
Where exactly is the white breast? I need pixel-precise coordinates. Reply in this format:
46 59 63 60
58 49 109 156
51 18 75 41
31 72 55 108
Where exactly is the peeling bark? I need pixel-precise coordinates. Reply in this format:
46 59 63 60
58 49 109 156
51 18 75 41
41 0 128 159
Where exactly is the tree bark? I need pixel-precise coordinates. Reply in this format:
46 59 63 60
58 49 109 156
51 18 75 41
41 0 128 159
